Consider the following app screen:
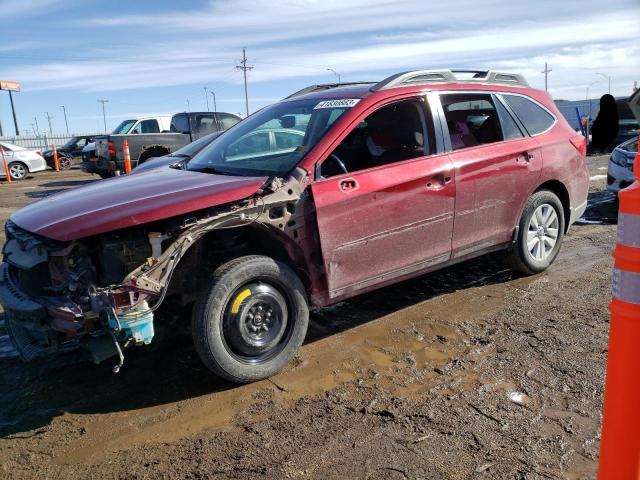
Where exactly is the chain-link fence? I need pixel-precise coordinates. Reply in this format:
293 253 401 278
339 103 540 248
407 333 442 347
0 133 101 149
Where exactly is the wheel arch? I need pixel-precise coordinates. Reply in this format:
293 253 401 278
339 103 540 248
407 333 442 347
534 179 571 232
172 223 313 296
138 144 171 164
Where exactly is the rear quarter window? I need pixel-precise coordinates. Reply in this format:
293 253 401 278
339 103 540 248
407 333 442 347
502 94 556 135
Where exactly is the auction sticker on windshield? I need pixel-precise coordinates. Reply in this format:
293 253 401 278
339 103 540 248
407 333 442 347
314 99 360 109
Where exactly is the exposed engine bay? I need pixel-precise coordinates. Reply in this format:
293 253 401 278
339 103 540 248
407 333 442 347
0 172 313 372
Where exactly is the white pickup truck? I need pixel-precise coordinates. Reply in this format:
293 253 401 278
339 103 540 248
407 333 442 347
81 115 172 177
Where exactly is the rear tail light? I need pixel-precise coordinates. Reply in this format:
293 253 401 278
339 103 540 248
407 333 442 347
107 140 116 158
570 135 587 157
36 150 43 157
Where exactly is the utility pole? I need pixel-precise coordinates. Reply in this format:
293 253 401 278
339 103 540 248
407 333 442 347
204 87 210 111
186 99 190 112
541 62 552 92
327 68 341 83
211 91 217 112
34 117 40 135
60 105 69 134
97 99 108 133
45 111 54 133
236 48 253 117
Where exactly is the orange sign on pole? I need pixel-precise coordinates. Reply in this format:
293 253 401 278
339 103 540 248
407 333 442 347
51 144 59 172
0 145 11 183
598 136 640 479
123 139 132 174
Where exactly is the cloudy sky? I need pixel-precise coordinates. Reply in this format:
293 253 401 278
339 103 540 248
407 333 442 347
0 0 638 135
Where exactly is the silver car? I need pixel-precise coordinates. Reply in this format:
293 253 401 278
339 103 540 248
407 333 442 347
0 142 47 180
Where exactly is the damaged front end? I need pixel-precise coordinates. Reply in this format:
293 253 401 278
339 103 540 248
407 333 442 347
1 219 161 371
0 174 307 372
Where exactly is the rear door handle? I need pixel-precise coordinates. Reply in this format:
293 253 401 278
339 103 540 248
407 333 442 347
339 178 358 192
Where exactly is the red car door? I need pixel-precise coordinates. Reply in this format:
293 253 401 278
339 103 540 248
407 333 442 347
437 92 542 258
311 97 455 299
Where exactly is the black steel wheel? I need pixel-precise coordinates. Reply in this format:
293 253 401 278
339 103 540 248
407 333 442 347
192 255 309 383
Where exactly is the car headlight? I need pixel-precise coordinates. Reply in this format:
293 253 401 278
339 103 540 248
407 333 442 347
610 149 627 167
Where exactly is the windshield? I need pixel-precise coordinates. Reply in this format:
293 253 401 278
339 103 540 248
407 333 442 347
112 120 137 134
187 98 354 176
172 132 220 157
62 137 79 148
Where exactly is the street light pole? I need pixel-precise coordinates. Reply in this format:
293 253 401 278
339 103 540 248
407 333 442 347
327 68 341 83
204 87 210 111
45 111 54 133
97 99 108 133
60 105 69 134
596 73 611 94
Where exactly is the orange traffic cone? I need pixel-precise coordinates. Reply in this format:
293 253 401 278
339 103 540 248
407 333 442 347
123 139 132 174
599 136 640 479
51 143 59 172
0 145 11 183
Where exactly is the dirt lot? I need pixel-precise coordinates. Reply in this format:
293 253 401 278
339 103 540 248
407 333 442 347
0 157 619 479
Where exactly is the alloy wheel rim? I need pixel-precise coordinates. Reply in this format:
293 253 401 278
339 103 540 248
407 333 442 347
10 164 26 179
526 203 559 262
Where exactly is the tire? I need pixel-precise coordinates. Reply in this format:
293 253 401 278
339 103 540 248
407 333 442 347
58 155 72 170
8 162 28 180
138 148 168 165
192 255 309 383
506 190 565 275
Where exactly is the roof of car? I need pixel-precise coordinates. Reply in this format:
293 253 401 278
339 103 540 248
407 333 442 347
285 69 533 103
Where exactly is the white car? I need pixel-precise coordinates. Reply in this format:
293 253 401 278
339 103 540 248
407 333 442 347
0 142 47 180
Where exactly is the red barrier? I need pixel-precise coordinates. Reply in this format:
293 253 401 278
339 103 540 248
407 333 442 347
599 136 640 479
123 139 132 175
0 145 11 183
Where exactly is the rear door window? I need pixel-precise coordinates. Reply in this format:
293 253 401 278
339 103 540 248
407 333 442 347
441 93 504 150
494 97 524 140
501 94 556 135
170 114 190 133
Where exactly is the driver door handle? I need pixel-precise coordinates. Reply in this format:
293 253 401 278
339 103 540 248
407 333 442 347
339 178 358 192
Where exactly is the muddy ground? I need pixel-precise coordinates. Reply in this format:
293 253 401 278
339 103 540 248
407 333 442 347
0 157 619 479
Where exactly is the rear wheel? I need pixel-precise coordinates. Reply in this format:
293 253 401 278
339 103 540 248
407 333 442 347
8 162 28 180
192 255 309 383
58 155 72 170
506 190 565 275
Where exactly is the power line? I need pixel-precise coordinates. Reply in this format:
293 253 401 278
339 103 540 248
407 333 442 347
236 48 253 117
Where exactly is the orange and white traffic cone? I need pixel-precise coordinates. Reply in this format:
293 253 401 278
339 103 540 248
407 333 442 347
599 136 640 479
123 139 132 175
0 145 11 183
51 143 59 172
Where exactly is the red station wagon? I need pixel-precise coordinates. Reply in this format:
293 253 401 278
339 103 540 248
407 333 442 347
1 70 589 382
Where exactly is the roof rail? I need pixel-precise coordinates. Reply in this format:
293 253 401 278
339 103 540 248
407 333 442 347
284 82 376 100
370 69 529 91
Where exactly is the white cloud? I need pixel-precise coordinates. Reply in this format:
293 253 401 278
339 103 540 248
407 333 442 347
3 0 639 100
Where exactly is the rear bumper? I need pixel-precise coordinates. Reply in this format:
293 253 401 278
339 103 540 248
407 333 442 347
80 161 99 174
607 160 634 193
